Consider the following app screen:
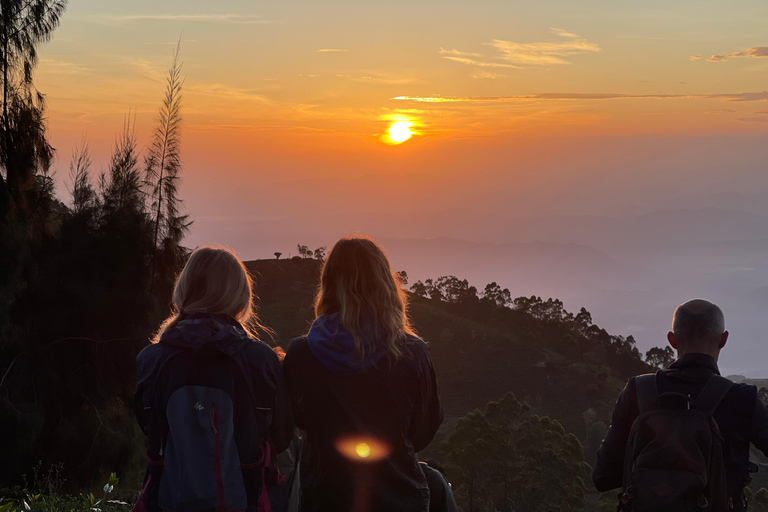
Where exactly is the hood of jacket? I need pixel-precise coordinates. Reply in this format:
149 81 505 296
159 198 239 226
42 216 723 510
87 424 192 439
307 313 385 376
160 312 251 357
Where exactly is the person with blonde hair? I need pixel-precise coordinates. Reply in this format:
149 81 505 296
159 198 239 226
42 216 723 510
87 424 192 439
133 246 293 512
283 236 443 512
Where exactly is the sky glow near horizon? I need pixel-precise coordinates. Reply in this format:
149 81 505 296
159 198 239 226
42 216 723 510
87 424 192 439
32 0 768 374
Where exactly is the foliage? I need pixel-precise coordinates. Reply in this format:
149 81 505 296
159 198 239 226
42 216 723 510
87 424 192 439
144 39 189 290
0 468 129 512
0 0 67 214
645 346 675 369
0 33 189 489
442 393 591 512
754 487 768 512
296 244 326 260
410 275 650 381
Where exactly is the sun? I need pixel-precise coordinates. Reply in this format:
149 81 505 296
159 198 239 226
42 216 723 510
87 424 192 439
387 121 413 144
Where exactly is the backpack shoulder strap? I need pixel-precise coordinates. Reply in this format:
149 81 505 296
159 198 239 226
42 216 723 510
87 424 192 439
635 372 660 415
693 375 733 415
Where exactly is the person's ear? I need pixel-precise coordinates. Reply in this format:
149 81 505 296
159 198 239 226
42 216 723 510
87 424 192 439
718 331 729 350
667 331 678 350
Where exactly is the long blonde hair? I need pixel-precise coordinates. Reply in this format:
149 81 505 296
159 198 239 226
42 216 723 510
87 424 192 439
152 245 265 343
314 235 415 362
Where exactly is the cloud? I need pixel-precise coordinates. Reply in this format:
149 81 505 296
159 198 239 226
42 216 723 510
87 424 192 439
81 13 272 24
489 28 600 66
737 116 768 122
690 55 703 61
471 70 506 79
392 91 768 103
705 47 768 62
39 58 92 75
316 49 349 52
440 29 599 71
438 48 521 69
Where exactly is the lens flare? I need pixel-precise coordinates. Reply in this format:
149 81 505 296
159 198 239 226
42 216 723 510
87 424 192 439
335 436 391 462
355 443 371 458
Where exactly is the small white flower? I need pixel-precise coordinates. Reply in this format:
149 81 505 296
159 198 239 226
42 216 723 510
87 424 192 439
103 484 114 493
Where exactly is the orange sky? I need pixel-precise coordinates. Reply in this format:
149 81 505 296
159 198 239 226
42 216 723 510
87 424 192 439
28 0 768 256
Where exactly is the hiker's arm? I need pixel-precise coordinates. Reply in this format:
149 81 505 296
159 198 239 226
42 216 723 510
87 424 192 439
409 346 444 453
749 390 768 456
282 342 304 430
593 378 637 492
269 353 295 454
134 346 161 434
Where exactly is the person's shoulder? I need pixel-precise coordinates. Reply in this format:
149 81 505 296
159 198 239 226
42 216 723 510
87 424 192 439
284 336 310 360
240 337 282 365
399 335 434 369
725 380 758 401
136 342 165 364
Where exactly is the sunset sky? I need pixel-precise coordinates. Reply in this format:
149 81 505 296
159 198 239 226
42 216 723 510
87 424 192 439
36 0 768 252
31 0 768 372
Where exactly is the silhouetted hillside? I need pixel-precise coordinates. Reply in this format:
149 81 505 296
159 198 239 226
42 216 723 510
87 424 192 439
245 258 652 467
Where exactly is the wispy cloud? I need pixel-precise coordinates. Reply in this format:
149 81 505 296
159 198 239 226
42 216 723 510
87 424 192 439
690 55 703 61
440 28 599 72
316 49 348 52
39 58 92 75
393 91 768 103
80 13 272 24
438 48 521 69
702 46 768 62
490 28 600 66
471 70 506 79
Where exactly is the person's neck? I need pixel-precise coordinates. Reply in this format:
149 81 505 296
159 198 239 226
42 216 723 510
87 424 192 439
677 350 720 362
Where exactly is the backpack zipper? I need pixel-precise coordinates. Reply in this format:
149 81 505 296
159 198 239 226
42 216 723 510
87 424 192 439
211 402 227 512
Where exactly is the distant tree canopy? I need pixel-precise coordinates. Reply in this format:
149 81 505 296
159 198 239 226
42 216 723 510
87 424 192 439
0 34 189 489
645 346 675 369
296 244 326 261
442 392 590 512
410 276 650 379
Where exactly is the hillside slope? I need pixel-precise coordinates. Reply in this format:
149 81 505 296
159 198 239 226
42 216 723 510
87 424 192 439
245 258 650 460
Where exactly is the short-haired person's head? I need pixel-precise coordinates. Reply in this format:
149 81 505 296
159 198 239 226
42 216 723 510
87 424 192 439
315 235 415 362
153 246 263 342
667 299 728 357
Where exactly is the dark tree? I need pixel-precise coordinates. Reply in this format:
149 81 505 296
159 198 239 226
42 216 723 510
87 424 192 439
274 252 282 260
313 246 326 261
145 40 189 288
0 0 67 214
645 346 675 369
443 393 590 512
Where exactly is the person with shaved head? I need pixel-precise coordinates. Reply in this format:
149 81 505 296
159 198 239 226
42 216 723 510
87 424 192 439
593 299 768 512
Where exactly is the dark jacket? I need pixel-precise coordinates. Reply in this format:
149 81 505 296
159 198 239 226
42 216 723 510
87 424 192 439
593 353 768 511
134 313 293 511
282 315 443 512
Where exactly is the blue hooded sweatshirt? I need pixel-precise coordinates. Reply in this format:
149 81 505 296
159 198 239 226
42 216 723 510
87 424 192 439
306 313 385 376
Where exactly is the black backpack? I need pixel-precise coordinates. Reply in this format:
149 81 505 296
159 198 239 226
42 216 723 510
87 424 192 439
619 372 732 512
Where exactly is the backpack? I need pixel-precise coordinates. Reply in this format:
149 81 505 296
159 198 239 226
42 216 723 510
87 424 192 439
619 372 732 512
133 338 280 512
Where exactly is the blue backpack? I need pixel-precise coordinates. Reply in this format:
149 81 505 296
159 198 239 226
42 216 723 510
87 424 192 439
134 318 283 512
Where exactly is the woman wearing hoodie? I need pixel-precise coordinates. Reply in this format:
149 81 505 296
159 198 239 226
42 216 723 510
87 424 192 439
133 246 293 512
283 236 443 512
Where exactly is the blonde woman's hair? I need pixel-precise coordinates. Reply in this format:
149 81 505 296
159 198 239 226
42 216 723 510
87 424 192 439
314 235 415 362
152 245 265 343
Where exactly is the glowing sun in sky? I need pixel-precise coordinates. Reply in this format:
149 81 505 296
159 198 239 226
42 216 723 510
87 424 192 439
387 121 413 144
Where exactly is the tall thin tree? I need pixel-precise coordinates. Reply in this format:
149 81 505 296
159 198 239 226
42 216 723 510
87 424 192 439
0 0 67 214
145 39 188 285
67 135 94 214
